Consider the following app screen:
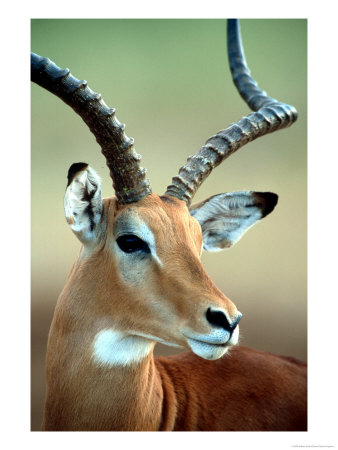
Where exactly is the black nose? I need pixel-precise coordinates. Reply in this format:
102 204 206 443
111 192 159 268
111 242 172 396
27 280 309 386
206 307 242 332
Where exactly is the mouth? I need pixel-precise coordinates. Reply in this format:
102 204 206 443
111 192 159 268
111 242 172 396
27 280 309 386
184 327 239 360
186 337 231 360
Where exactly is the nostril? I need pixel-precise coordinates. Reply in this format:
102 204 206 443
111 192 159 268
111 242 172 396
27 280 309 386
206 308 242 332
206 308 230 331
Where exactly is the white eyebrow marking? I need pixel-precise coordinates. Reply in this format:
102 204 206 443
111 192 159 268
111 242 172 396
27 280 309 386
133 219 163 265
140 222 163 266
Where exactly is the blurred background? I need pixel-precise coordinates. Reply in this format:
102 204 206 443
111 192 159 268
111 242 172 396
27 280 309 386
31 19 307 431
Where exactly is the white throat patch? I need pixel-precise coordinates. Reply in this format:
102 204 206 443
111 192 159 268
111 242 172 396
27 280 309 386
92 329 154 367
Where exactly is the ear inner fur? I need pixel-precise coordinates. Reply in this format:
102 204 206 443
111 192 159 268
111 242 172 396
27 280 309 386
189 191 278 251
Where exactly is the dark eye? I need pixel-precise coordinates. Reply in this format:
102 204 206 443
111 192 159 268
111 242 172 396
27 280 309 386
116 234 150 254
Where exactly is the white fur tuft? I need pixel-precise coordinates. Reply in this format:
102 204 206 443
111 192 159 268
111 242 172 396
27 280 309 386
92 329 154 367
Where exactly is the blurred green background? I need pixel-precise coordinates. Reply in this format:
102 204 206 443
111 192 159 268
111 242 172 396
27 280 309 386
31 19 307 431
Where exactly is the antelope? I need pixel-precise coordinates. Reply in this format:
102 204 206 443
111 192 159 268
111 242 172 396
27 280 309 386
32 19 307 431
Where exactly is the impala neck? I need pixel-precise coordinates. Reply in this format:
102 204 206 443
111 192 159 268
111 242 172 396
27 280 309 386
43 260 164 431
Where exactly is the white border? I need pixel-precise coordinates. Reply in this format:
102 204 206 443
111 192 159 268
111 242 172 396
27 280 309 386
2 1 336 448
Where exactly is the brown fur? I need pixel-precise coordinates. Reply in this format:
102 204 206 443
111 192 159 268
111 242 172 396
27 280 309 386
42 194 307 431
156 348 307 431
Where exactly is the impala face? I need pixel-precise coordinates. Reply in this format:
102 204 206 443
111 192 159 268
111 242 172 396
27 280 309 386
64 164 277 365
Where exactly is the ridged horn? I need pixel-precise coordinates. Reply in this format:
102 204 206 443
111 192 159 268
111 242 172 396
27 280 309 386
165 19 297 205
31 52 152 204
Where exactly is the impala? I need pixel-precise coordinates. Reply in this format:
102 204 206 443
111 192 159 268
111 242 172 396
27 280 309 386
32 19 307 431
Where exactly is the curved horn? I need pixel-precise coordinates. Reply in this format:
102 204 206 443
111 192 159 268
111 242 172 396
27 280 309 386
165 19 297 205
31 52 152 204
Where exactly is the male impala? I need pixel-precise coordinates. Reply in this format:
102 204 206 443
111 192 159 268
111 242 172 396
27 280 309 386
32 19 307 431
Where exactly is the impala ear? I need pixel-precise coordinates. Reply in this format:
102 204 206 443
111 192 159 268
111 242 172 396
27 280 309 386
189 191 278 252
64 163 103 243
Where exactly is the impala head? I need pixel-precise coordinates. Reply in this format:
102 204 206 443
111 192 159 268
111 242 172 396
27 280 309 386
65 162 278 361
32 20 297 364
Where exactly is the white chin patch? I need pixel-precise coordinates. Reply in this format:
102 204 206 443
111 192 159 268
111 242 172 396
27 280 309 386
187 326 239 360
187 338 230 360
92 329 154 367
